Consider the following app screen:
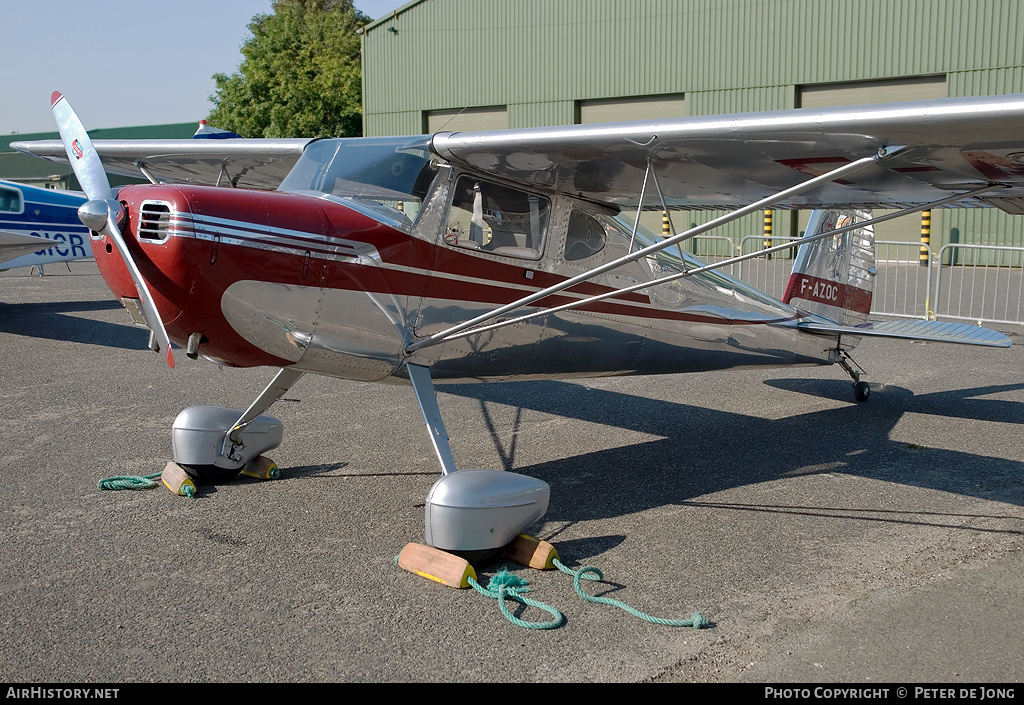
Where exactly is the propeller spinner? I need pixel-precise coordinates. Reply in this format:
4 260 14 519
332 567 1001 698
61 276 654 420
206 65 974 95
51 92 175 368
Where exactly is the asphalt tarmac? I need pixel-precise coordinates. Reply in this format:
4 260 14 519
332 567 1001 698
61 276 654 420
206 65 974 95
1 261 1022 684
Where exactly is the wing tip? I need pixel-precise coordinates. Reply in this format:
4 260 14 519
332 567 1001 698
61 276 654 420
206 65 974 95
50 91 64 108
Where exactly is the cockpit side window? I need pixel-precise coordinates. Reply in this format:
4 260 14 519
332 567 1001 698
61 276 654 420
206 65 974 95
0 185 23 213
564 209 606 261
443 176 548 260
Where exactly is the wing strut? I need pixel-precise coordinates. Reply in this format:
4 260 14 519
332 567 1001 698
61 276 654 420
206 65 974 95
406 146 903 353
625 159 686 261
627 160 653 253
645 159 686 262
425 183 1003 344
133 162 160 185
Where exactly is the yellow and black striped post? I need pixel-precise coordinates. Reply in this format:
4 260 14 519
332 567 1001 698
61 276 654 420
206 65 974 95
763 209 773 259
662 210 670 237
920 209 931 267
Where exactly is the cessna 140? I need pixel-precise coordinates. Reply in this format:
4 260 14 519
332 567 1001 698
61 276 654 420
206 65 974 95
14 92 1024 555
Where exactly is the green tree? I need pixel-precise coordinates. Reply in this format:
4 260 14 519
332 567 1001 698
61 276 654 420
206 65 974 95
208 0 369 138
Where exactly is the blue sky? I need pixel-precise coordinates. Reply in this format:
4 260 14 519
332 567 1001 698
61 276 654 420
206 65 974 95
1 0 403 135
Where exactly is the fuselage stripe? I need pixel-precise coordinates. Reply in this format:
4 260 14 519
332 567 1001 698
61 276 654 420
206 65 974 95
154 212 656 308
144 212 799 327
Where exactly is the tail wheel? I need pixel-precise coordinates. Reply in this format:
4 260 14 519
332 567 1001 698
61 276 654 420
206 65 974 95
853 380 871 403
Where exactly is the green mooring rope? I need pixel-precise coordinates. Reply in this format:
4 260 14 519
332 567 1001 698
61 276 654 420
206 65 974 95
468 570 564 630
398 553 707 631
553 558 708 628
97 472 195 498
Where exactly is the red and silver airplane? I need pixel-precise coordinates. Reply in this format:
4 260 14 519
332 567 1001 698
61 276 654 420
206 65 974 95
15 92 1024 555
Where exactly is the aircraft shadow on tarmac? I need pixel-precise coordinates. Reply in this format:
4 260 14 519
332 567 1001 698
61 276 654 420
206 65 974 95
0 299 149 350
436 379 1024 536
13 296 1020 550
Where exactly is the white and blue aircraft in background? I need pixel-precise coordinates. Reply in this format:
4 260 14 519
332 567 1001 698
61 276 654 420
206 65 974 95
0 179 90 273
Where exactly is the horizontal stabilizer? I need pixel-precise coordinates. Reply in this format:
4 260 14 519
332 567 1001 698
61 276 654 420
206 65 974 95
794 318 1011 348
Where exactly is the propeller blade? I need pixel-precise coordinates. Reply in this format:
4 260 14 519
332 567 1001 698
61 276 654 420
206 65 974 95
51 92 175 368
50 92 113 202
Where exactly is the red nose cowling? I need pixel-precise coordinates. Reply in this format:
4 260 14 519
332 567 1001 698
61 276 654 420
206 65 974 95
91 184 410 368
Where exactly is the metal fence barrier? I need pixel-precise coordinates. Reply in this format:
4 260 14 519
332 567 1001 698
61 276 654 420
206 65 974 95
872 242 933 321
686 234 738 275
934 244 1024 326
736 235 800 298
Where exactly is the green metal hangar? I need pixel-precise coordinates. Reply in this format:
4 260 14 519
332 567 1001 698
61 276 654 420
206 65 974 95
359 0 1024 251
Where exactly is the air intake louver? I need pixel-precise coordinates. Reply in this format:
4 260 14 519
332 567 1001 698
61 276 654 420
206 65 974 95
138 202 171 240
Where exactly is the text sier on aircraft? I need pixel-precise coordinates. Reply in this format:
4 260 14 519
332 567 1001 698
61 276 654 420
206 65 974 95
14 92 1024 557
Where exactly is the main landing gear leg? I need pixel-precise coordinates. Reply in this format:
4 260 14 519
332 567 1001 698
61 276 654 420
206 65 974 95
406 363 549 558
222 367 305 463
407 363 459 476
832 348 870 402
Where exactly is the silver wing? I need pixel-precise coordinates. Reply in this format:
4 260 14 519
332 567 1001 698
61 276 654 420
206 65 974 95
431 93 1024 214
13 94 1024 201
10 138 312 190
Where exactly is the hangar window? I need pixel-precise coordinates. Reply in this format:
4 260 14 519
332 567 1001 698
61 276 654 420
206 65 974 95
576 94 687 124
444 176 548 260
0 186 23 213
425 106 508 134
564 210 606 261
797 75 946 109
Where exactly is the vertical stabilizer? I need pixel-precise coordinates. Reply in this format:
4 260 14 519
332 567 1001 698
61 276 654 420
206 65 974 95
782 209 875 325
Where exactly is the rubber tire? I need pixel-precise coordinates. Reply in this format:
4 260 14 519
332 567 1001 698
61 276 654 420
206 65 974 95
853 380 871 403
179 463 243 485
447 547 503 564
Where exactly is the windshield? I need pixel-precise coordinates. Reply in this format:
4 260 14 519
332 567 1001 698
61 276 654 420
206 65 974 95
279 135 436 228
